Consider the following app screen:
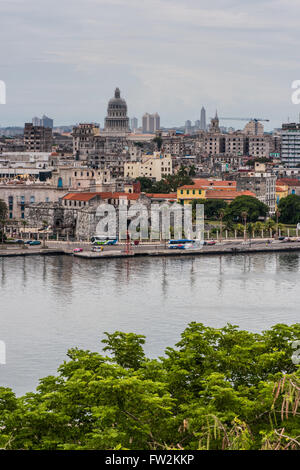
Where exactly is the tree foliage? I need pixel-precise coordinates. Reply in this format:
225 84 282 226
137 166 194 194
224 196 268 223
192 199 227 220
0 323 299 450
277 194 300 225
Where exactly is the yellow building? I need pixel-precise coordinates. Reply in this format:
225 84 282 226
177 185 206 204
276 184 289 207
177 179 237 204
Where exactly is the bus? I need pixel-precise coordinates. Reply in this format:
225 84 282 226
91 236 118 246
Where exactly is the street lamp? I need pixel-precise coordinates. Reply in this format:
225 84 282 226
241 211 248 242
219 209 225 243
276 209 281 239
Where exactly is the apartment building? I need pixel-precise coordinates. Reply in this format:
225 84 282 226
24 123 53 152
124 153 172 181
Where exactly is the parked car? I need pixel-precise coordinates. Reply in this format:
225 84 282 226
6 239 24 244
92 246 103 252
73 248 83 253
26 240 41 246
206 240 216 245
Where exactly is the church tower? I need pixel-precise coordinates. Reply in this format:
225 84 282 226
209 110 220 133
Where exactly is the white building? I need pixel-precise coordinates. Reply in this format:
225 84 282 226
124 152 172 181
281 123 300 167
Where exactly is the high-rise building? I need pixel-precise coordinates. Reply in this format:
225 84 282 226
32 116 40 127
185 120 192 134
200 106 206 131
32 115 54 128
41 115 54 128
130 117 138 131
195 120 200 129
281 123 300 167
104 88 130 134
24 123 53 152
142 113 160 133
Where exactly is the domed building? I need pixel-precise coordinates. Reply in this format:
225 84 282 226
104 88 130 134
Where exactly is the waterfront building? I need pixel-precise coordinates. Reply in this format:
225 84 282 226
177 179 255 205
0 181 65 220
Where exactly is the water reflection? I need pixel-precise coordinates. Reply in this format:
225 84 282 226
0 253 299 396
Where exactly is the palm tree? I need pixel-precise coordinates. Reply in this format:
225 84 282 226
254 221 264 237
264 218 275 236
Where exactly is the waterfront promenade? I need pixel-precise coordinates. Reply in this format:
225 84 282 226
2 239 300 259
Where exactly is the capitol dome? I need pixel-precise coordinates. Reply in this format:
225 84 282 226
104 88 130 134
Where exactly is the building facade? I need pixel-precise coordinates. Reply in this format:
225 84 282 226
281 123 300 167
142 113 160 134
24 123 53 152
124 153 173 181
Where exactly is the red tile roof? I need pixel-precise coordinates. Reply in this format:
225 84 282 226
205 190 256 200
180 179 236 190
62 192 142 202
146 193 177 199
63 193 98 201
277 178 300 186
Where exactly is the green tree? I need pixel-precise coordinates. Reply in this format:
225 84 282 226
224 196 268 223
192 199 227 220
0 324 299 450
102 331 146 370
153 136 162 151
277 194 300 225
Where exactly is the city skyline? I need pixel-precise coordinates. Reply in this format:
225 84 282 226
1 0 300 129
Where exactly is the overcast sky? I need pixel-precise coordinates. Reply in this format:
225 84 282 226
1 0 300 130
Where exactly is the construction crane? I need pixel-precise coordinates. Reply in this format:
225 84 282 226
217 117 269 135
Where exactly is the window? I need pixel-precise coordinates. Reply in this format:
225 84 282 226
30 196 35 204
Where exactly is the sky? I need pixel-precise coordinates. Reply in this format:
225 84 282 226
1 0 300 130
